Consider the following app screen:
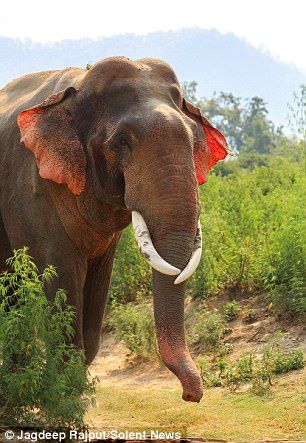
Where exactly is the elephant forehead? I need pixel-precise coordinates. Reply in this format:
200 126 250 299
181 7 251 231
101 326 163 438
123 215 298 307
94 56 151 74
144 103 193 139
82 57 152 92
106 101 192 145
136 57 179 83
152 103 182 121
82 57 179 96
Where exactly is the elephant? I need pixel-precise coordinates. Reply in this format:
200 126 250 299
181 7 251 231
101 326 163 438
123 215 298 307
0 57 230 402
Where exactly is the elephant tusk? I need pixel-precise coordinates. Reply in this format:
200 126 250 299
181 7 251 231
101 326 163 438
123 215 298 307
174 220 202 285
132 211 181 276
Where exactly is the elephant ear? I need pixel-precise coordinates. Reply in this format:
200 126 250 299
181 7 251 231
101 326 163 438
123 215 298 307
17 87 86 195
183 98 232 185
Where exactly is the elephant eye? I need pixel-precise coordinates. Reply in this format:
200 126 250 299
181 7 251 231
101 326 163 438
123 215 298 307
119 136 130 147
117 133 132 150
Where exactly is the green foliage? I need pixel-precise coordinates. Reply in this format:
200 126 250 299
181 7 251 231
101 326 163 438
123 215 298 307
246 309 256 323
191 158 306 315
288 84 306 142
262 335 305 375
197 336 304 396
0 248 96 428
196 356 224 388
188 309 225 358
241 97 277 154
222 301 241 321
108 301 156 358
266 222 306 315
110 227 151 303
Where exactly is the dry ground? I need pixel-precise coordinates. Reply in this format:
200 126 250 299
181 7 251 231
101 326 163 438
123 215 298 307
86 292 306 441
90 290 306 387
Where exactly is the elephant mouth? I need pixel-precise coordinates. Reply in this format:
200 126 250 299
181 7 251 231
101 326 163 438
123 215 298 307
132 211 202 284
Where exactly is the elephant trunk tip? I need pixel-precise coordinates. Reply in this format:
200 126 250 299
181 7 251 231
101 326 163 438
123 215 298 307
183 391 203 403
182 380 203 403
157 330 203 402
165 358 203 402
177 364 203 403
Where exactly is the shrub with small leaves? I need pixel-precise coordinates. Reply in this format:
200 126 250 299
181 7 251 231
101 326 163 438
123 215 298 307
222 301 241 321
110 227 152 303
196 334 304 395
246 309 256 322
0 248 96 428
236 353 254 381
108 301 156 358
188 310 226 359
196 356 225 388
262 335 305 375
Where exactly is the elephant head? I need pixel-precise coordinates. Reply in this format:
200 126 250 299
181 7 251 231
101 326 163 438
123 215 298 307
17 57 230 402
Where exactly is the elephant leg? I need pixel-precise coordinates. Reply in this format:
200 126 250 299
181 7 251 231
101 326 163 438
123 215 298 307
42 248 87 350
0 212 12 272
83 234 120 365
1 202 88 349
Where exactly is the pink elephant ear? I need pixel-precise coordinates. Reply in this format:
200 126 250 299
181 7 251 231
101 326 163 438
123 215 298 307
183 99 232 185
18 87 87 195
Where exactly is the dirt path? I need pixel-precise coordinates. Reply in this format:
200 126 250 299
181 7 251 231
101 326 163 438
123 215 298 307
90 334 178 388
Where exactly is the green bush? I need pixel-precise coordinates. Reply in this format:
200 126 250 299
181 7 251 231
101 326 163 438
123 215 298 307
0 248 96 428
196 335 304 395
108 301 156 358
222 301 241 321
188 309 225 358
246 309 256 322
110 227 151 303
235 353 255 381
265 219 306 316
262 335 305 375
196 356 224 388
190 157 305 315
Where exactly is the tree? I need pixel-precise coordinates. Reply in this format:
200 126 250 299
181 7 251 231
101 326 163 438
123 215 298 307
181 80 199 105
287 85 306 167
181 82 279 155
288 85 306 142
240 97 276 154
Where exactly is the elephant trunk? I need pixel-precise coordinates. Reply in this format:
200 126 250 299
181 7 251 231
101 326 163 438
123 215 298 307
130 206 203 401
123 110 203 401
127 175 203 401
151 231 203 402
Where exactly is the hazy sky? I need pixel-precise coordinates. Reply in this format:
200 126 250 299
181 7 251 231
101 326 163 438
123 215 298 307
1 0 305 73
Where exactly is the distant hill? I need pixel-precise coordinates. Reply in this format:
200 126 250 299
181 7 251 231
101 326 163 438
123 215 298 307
1 28 305 127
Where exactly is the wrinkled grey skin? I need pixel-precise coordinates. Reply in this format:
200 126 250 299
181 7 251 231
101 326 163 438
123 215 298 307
0 57 204 402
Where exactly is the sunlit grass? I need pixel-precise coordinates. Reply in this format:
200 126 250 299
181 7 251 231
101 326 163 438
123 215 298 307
87 368 306 441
